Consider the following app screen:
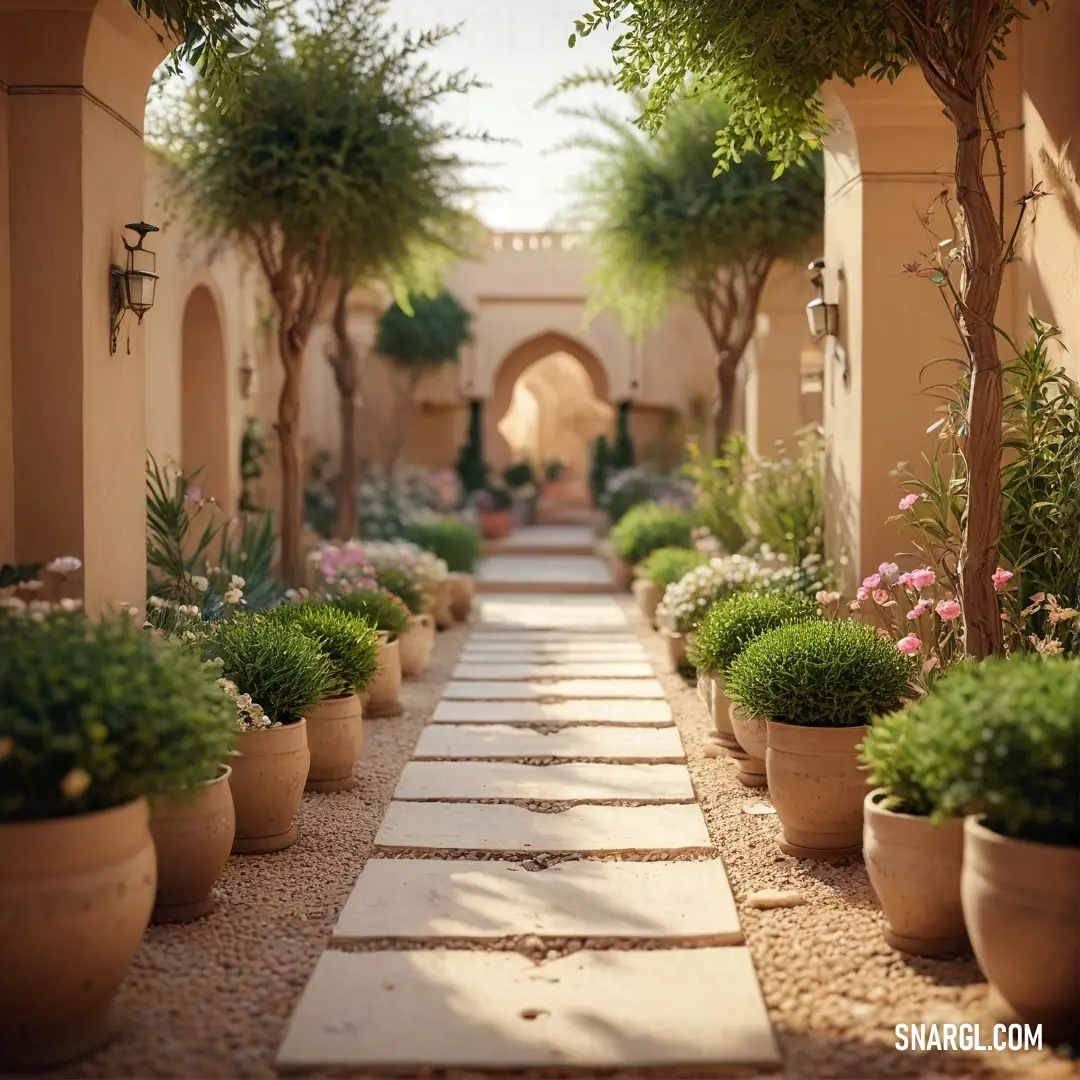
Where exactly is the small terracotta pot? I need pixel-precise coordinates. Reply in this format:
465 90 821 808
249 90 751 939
367 635 404 718
663 629 687 673
478 508 513 539
230 720 310 854
697 669 713 707
863 791 967 957
710 677 742 752
431 579 455 631
302 693 364 792
632 578 663 624
0 799 156 1068
448 572 475 621
608 554 635 591
398 613 436 677
961 816 1080 1038
150 765 236 923
728 702 767 788
766 721 867 860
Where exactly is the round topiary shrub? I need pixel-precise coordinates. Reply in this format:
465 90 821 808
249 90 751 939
640 546 708 589
726 619 916 728
863 657 1080 845
610 502 694 563
331 587 410 635
690 590 819 675
403 520 480 573
0 610 237 822
264 604 380 696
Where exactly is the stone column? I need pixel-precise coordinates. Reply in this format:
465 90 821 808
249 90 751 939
0 0 168 612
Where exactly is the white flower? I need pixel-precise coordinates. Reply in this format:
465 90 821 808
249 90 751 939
182 630 198 643
229 574 246 589
19 579 44 592
179 604 201 618
0 596 27 614
190 575 210 593
45 556 82 575
224 587 243 605
60 767 91 799
147 595 166 609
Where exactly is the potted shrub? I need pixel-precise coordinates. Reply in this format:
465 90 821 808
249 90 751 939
914 658 1079 1036
860 703 968 959
403 519 480 629
609 502 694 592
691 591 818 783
204 614 334 853
504 460 538 527
633 547 707 627
266 605 379 792
373 562 434 677
474 484 514 539
0 608 235 1067
332 588 409 718
726 619 915 860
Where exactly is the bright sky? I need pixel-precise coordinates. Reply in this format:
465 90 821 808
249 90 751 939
387 0 628 231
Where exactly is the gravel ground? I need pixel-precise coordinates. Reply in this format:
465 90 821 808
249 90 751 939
621 598 1079 1080
9 619 471 1080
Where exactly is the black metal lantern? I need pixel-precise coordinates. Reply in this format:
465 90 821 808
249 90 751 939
805 258 839 341
110 222 159 353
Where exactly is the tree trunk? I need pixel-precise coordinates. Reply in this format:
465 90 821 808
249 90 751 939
328 281 360 540
276 326 305 588
712 352 740 446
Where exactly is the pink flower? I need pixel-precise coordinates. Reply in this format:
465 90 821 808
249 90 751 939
862 573 881 590
878 562 899 578
935 599 962 621
876 628 892 639
992 568 1014 591
896 634 922 655
856 586 870 602
909 567 936 589
1031 592 1046 604
906 599 931 620
184 485 202 502
872 589 891 605
898 493 919 511
897 571 914 588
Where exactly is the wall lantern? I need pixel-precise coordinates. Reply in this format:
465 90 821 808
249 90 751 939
238 351 256 399
805 259 839 341
110 222 160 353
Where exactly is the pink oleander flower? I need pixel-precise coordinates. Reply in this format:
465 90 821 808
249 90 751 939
856 586 870 602
898 494 918 511
992 568 1014 591
876 627 892 638
909 567 936 588
872 588 891 605
862 573 881 590
906 599 931 620
935 599 962 621
896 634 922 655
878 562 899 579
897 571 914 588
184 485 202 503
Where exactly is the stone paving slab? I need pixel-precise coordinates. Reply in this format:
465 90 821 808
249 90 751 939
478 555 613 585
452 661 655 680
443 679 665 701
413 723 685 761
393 761 694 802
431 699 673 725
374 802 713 853
461 642 647 656
276 948 779 1071
332 859 741 942
499 525 594 551
474 601 628 631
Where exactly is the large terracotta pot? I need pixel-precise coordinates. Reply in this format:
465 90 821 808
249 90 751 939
697 668 712 707
447 572 475 622
0 799 156 1068
608 553 635 591
230 720 310 854
398 613 435 677
431 579 455 631
728 702 767 789
710 677 742 753
150 765 236 923
632 578 663 625
663 629 687 673
478 508 513 539
766 721 866 860
366 635 404 718
302 693 364 792
863 790 967 957
961 816 1080 1038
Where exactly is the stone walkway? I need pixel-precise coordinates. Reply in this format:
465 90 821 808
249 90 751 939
276 534 780 1075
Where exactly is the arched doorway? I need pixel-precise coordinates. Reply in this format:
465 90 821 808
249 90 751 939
180 285 231 509
489 332 613 507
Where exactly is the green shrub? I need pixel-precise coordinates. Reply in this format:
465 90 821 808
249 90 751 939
0 611 236 821
477 484 513 511
589 435 611 506
863 658 1080 845
610 502 694 562
726 619 916 728
503 461 536 489
204 613 335 724
264 604 380 695
403 519 480 573
640 546 708 588
375 564 423 614
690 590 818 675
544 459 565 481
331 587 410 635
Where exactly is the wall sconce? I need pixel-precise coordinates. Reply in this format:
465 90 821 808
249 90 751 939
805 259 839 341
238 351 256 399
110 222 160 354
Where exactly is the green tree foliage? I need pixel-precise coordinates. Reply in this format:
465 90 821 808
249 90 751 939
160 0 477 584
610 401 636 469
456 399 488 495
571 0 1049 658
556 86 822 444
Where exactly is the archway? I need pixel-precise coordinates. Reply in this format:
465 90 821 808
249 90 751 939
489 332 614 506
180 285 231 510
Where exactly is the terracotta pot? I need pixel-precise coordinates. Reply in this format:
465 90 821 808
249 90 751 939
432 579 455 631
710 677 742 752
0 799 156 1068
302 693 364 792
863 791 967 957
766 721 867 860
230 720 310 854
664 629 687 673
631 578 663 624
367 635 404 718
398 613 435 677
961 816 1080 1038
697 668 713 707
728 702 767 788
478 508 513 539
608 553 635 591
150 766 236 923
448 572 475 621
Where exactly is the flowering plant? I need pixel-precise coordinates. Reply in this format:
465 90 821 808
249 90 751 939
0 556 84 618
655 555 766 634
